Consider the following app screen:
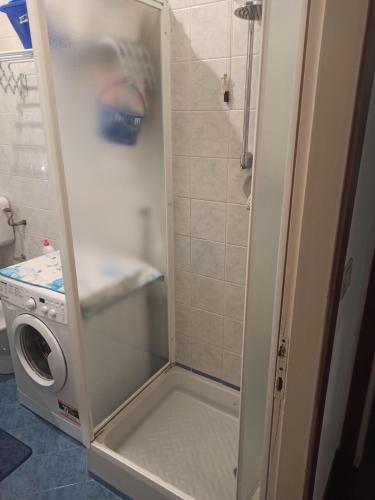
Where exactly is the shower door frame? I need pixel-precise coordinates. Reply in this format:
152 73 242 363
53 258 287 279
27 0 175 445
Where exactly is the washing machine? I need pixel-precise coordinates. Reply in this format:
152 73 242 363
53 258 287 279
0 256 84 442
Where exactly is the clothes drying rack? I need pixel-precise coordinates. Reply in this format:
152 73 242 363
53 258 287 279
0 48 33 100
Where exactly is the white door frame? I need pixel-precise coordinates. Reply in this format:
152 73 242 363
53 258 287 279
265 1 370 499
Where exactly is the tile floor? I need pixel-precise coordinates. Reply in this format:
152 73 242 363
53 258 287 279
0 375 131 500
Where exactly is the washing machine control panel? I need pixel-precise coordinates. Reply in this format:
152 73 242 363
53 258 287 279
0 281 67 324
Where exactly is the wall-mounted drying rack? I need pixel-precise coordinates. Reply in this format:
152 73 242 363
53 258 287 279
0 48 33 101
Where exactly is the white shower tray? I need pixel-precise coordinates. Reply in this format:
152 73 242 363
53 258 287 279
88 366 240 500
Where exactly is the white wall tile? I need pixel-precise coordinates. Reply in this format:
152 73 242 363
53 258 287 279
0 145 12 174
175 302 191 337
191 237 225 279
222 351 241 386
0 51 53 270
175 234 190 271
190 59 228 111
33 209 57 239
191 199 226 241
229 55 260 110
227 158 251 204
170 0 191 11
191 307 223 344
192 340 222 378
13 149 33 177
232 16 261 57
224 282 245 320
32 180 52 210
31 150 49 180
191 273 224 314
226 203 249 246
11 176 34 206
175 270 192 304
173 156 190 196
172 112 192 155
0 16 18 38
171 9 192 62
223 317 243 354
167 0 263 386
0 113 17 144
176 334 192 365
190 2 230 60
225 244 247 284
171 62 191 110
0 173 11 196
0 36 21 51
190 157 227 201
174 196 190 235
190 111 229 157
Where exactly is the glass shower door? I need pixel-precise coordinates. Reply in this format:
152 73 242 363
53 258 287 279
43 0 169 427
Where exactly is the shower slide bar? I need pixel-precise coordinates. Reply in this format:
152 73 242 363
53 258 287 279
234 0 262 170
0 48 33 100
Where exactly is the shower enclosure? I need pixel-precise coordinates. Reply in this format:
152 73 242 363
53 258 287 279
26 0 280 499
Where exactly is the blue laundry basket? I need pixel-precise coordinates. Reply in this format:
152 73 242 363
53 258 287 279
98 79 145 146
0 0 32 49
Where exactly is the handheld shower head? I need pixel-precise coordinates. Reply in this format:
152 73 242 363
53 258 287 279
234 0 262 20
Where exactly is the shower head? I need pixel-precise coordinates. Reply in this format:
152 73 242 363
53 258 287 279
234 0 262 20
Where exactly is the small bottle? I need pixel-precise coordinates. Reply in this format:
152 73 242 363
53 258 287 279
42 239 54 254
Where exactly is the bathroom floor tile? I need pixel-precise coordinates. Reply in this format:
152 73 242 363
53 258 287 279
10 420 80 455
0 375 132 500
0 447 87 498
0 375 18 405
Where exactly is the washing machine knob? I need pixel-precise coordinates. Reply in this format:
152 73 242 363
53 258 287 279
25 298 36 311
48 308 57 319
41 305 48 314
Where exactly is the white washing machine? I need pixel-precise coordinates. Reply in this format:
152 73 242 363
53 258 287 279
0 275 83 442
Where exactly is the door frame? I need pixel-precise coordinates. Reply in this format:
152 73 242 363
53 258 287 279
266 0 374 499
304 2 375 496
323 250 375 498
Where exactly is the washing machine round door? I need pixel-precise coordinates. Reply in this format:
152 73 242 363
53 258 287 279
13 314 67 392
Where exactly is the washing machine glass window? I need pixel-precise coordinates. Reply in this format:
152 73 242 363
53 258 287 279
13 315 67 392
19 325 52 380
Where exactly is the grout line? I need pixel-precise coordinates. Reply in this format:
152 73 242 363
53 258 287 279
175 263 246 287
172 152 254 161
175 230 248 247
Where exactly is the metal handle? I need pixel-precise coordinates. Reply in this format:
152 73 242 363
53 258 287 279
2 207 27 227
19 14 29 24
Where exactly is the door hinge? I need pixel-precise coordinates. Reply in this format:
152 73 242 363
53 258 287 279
274 337 289 400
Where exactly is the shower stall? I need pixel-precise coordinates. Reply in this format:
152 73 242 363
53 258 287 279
25 0 277 499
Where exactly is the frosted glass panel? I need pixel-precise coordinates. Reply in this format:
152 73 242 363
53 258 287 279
43 0 168 426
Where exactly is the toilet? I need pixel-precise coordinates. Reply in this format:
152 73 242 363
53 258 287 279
0 195 15 374
0 301 13 374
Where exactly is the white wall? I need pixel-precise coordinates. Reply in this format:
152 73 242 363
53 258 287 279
0 15 57 268
313 76 375 500
170 0 261 385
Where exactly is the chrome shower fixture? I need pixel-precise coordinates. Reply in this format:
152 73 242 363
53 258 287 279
234 0 262 21
234 0 262 170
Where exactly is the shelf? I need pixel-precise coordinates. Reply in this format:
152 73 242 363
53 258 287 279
0 49 34 100
0 48 33 62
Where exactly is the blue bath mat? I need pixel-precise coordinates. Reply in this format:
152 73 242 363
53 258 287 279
0 429 32 480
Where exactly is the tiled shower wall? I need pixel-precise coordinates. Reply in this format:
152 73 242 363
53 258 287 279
0 16 56 268
170 0 261 386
